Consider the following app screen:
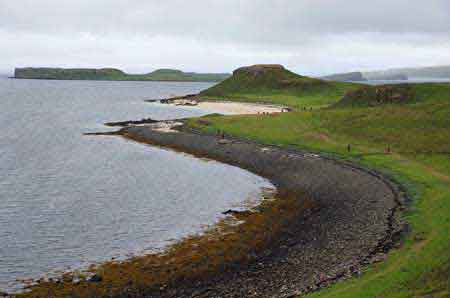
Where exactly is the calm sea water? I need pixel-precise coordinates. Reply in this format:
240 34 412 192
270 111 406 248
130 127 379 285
0 78 273 292
363 78 450 85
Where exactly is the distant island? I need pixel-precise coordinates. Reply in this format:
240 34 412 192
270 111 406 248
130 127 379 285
13 67 230 82
321 72 367 82
321 65 450 82
321 71 407 82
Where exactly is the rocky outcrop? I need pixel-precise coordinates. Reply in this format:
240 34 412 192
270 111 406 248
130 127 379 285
335 84 415 107
233 64 286 76
104 118 159 127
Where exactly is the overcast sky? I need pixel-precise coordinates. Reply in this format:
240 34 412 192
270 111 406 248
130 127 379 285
1 0 449 76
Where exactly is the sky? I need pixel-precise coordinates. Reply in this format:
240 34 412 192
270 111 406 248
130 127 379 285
1 0 449 76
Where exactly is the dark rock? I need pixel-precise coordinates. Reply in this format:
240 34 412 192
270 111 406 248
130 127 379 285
222 209 252 217
88 274 103 283
105 118 159 127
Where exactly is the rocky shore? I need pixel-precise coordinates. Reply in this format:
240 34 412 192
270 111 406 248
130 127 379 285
115 122 407 298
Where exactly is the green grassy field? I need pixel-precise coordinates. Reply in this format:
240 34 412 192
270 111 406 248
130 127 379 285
188 82 450 297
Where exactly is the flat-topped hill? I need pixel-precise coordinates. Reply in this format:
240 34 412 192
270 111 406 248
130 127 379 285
203 64 325 93
200 64 360 108
14 67 230 82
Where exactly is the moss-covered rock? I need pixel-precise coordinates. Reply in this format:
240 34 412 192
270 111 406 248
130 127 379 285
335 84 415 107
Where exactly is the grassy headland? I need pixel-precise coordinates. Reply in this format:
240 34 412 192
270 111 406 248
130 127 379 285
14 67 230 82
188 74 450 297
199 64 361 108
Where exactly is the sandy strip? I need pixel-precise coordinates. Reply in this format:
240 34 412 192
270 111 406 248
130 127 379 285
196 101 287 115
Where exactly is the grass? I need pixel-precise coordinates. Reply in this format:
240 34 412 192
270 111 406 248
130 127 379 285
187 82 450 297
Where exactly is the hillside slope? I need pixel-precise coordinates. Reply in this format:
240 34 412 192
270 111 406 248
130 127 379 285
200 64 360 108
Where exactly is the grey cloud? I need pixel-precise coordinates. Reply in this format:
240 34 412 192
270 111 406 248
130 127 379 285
0 0 449 74
2 1 449 39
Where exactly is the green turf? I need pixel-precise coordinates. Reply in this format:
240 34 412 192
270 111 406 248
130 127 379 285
188 83 450 298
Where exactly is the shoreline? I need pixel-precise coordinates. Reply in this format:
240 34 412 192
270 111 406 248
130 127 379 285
19 105 407 297
113 122 406 297
147 94 293 114
101 100 290 128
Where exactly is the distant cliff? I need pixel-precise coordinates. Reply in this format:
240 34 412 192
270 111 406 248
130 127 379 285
321 72 367 82
364 65 450 79
322 65 450 83
14 67 230 82
322 71 411 82
363 72 408 81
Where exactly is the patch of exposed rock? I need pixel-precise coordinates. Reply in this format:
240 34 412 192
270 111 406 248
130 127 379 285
233 64 286 76
335 85 415 107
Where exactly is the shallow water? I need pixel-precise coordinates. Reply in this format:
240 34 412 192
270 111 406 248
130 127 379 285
0 78 273 291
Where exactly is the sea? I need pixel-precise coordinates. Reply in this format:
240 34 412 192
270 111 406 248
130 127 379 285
0 78 274 292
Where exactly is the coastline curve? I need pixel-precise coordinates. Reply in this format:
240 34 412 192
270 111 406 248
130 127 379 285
116 123 406 298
